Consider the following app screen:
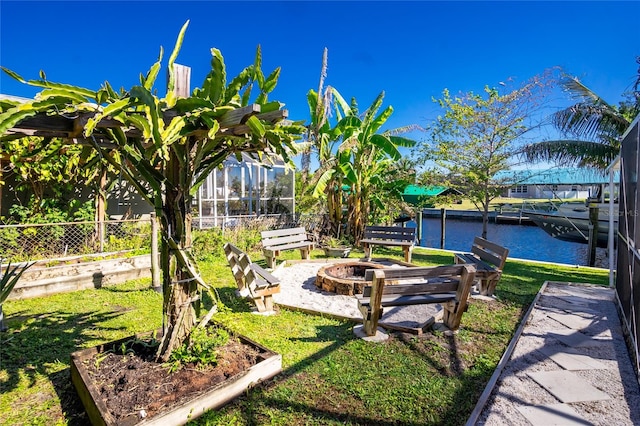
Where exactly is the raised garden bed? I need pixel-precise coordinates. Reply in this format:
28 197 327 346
7 253 152 300
70 325 282 425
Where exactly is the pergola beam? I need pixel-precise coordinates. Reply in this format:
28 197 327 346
3 104 287 140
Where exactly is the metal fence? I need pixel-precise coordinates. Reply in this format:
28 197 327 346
0 218 153 261
0 214 328 262
194 213 328 240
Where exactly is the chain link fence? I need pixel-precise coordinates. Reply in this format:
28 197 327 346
194 213 328 240
0 214 328 262
0 218 153 262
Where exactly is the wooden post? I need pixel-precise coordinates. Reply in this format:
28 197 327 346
440 208 446 249
96 167 107 253
416 210 423 245
588 202 598 267
364 269 386 336
172 64 191 97
150 212 161 292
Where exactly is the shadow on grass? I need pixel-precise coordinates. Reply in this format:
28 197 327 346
0 308 131 424
202 322 433 426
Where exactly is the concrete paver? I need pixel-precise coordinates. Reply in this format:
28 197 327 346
548 328 612 347
546 312 600 331
536 346 608 371
516 404 593 426
528 370 611 403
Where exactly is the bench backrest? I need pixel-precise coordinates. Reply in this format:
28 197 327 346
224 243 251 292
223 242 279 294
363 264 475 301
363 225 416 243
261 227 310 248
470 237 509 269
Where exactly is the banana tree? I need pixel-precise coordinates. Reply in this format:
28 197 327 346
334 92 417 243
307 84 353 238
0 21 304 360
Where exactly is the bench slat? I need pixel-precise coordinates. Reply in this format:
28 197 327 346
470 246 504 268
455 253 500 273
263 233 310 247
364 265 465 281
360 239 413 246
358 293 456 307
474 238 509 258
261 227 307 238
263 241 313 253
361 280 459 297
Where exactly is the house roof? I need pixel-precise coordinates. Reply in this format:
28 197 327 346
401 185 456 205
493 168 619 185
403 184 449 197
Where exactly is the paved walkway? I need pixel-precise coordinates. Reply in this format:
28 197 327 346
470 281 640 425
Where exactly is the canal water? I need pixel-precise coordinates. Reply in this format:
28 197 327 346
409 217 610 268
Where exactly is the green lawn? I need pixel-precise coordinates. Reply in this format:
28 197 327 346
0 247 608 425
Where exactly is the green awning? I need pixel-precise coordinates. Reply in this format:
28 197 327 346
401 185 449 205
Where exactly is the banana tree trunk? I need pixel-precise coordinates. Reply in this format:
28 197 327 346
348 189 366 245
327 185 342 238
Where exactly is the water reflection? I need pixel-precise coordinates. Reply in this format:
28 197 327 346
411 218 610 268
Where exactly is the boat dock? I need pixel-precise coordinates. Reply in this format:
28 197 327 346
421 208 534 225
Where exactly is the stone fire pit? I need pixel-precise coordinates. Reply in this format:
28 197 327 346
315 262 386 296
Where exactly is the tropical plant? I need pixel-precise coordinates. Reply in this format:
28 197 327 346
0 132 117 226
300 50 418 243
335 92 417 243
0 258 35 331
522 59 640 170
0 21 304 360
300 48 348 236
415 73 556 238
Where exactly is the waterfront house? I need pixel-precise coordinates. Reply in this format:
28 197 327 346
494 168 619 200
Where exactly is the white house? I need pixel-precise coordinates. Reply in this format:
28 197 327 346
494 168 619 200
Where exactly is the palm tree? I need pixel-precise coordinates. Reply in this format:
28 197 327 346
522 60 640 170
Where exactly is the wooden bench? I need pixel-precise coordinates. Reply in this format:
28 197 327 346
261 227 314 268
223 243 281 313
360 225 417 263
357 264 476 336
454 237 509 296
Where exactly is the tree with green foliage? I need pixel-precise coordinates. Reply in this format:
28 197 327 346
522 60 640 170
415 74 555 238
334 93 416 243
0 135 109 220
301 50 417 242
0 21 303 360
298 49 346 236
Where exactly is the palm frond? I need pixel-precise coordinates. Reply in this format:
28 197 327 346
561 76 613 108
521 139 619 170
552 103 628 140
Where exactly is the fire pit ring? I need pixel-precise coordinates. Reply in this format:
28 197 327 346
315 262 386 296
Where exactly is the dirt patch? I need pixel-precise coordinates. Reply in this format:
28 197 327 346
81 332 264 424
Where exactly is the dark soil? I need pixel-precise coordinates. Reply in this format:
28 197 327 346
82 333 264 424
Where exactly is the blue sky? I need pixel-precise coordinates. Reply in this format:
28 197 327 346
1 1 639 168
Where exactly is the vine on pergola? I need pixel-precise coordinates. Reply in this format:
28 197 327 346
0 21 305 360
